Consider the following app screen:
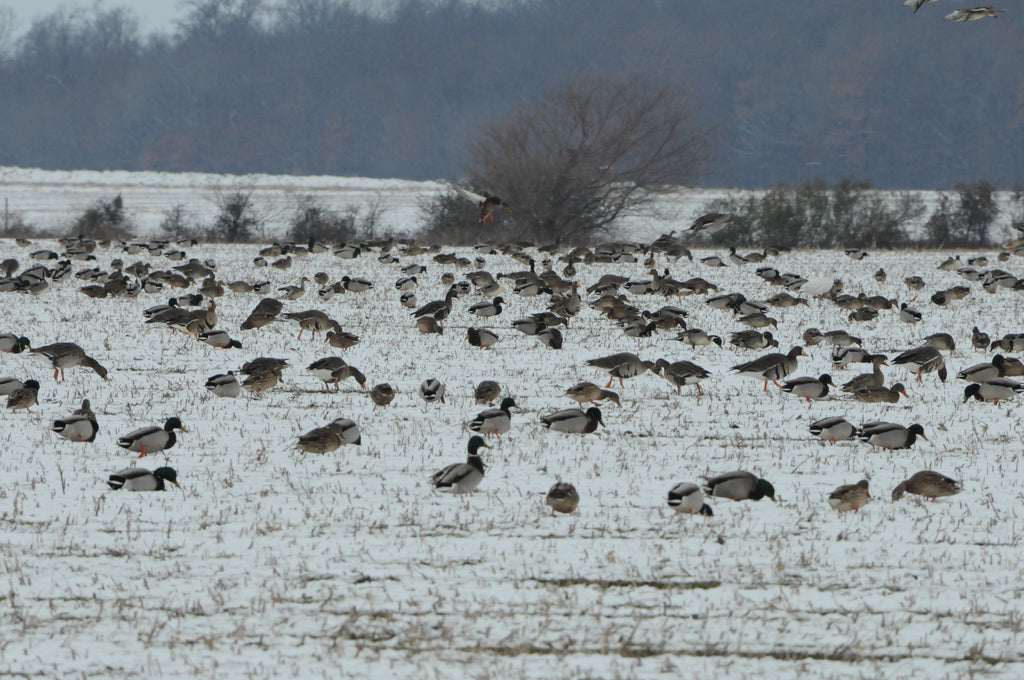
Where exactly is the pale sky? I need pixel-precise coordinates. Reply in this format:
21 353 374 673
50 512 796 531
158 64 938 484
1 0 186 35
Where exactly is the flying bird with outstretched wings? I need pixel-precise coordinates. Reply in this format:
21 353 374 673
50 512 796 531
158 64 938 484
452 185 511 223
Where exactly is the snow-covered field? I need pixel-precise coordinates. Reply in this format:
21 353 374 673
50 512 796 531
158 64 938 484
2 171 1024 678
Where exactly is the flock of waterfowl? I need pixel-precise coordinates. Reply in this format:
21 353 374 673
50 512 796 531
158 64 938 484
4 217 1024 517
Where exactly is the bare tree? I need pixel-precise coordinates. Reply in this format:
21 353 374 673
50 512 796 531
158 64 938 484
209 189 263 242
423 75 710 244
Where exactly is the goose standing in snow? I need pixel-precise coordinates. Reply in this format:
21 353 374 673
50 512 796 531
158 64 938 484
585 352 657 388
655 359 712 396
30 342 108 381
730 346 806 391
892 345 947 382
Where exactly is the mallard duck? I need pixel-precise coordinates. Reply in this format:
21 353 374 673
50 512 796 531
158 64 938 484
957 355 1007 382
414 316 443 335
297 417 361 454
467 296 505 318
420 378 446 404
537 326 563 349
474 380 502 405
540 407 603 433
731 346 806 391
205 371 240 398
852 382 908 404
828 480 870 512
893 345 947 382
892 470 962 501
858 422 926 450
242 368 281 393
821 330 861 347
972 326 991 350
564 382 620 407
546 481 580 514
0 376 23 395
369 383 396 406
432 436 490 493
467 327 500 349
295 425 342 454
30 342 108 381
704 471 776 502
729 330 778 350
412 287 457 324
737 312 777 329
667 482 713 515
781 374 833 402
585 352 657 388
6 379 39 412
840 355 888 392
945 6 1005 22
240 298 284 330
990 333 1024 352
198 330 242 349
764 292 807 308
469 397 516 438
117 417 187 457
241 357 289 376
51 399 98 442
674 329 723 348
963 379 1024 405
453 185 511 223
0 334 31 353
324 329 360 350
655 359 711 396
899 303 923 324
107 466 180 491
809 416 857 444
400 291 418 308
341 276 373 293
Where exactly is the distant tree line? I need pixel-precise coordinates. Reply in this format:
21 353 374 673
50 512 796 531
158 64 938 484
699 179 1023 250
0 0 1021 188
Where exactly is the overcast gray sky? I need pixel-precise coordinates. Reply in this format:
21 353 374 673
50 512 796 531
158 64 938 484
1 0 183 35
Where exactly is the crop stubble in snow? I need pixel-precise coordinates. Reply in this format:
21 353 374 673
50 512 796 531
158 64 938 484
1 238 1023 679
